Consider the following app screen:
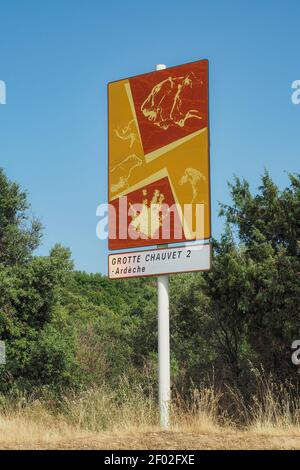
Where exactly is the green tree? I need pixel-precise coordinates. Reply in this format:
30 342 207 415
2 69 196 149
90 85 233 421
0 168 42 265
203 172 300 387
0 169 74 390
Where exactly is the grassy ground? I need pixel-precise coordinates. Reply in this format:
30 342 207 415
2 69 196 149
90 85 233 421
1 375 300 450
1 417 300 449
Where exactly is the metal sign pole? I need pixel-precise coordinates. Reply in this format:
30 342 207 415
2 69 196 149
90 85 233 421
157 270 170 428
155 63 170 429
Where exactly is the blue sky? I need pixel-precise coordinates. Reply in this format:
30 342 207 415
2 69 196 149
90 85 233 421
0 0 299 273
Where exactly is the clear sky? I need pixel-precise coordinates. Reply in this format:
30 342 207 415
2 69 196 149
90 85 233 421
0 0 299 273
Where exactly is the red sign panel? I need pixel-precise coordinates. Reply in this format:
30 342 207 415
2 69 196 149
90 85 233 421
108 59 210 250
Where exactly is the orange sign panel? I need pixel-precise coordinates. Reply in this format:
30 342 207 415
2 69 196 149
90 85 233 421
108 59 210 250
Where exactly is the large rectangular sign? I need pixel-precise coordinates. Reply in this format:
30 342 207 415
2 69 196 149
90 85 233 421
108 244 211 279
108 59 210 250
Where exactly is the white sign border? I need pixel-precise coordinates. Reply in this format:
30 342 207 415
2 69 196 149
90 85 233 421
108 243 212 280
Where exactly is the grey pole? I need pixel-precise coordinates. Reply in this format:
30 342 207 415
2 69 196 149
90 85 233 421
155 63 170 429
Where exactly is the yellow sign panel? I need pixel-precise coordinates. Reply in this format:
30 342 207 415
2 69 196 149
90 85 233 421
108 59 211 250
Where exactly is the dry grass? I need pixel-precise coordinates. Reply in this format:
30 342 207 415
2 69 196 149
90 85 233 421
1 414 300 450
1 372 300 449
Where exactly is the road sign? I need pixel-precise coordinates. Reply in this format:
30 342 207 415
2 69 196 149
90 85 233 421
108 243 211 279
108 59 210 250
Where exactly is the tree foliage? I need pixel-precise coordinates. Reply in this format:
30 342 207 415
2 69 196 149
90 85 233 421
0 168 299 398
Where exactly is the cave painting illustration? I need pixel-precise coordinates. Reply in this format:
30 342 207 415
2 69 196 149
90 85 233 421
129 188 168 239
179 168 206 203
110 154 143 194
115 119 137 148
141 73 203 130
110 118 144 194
